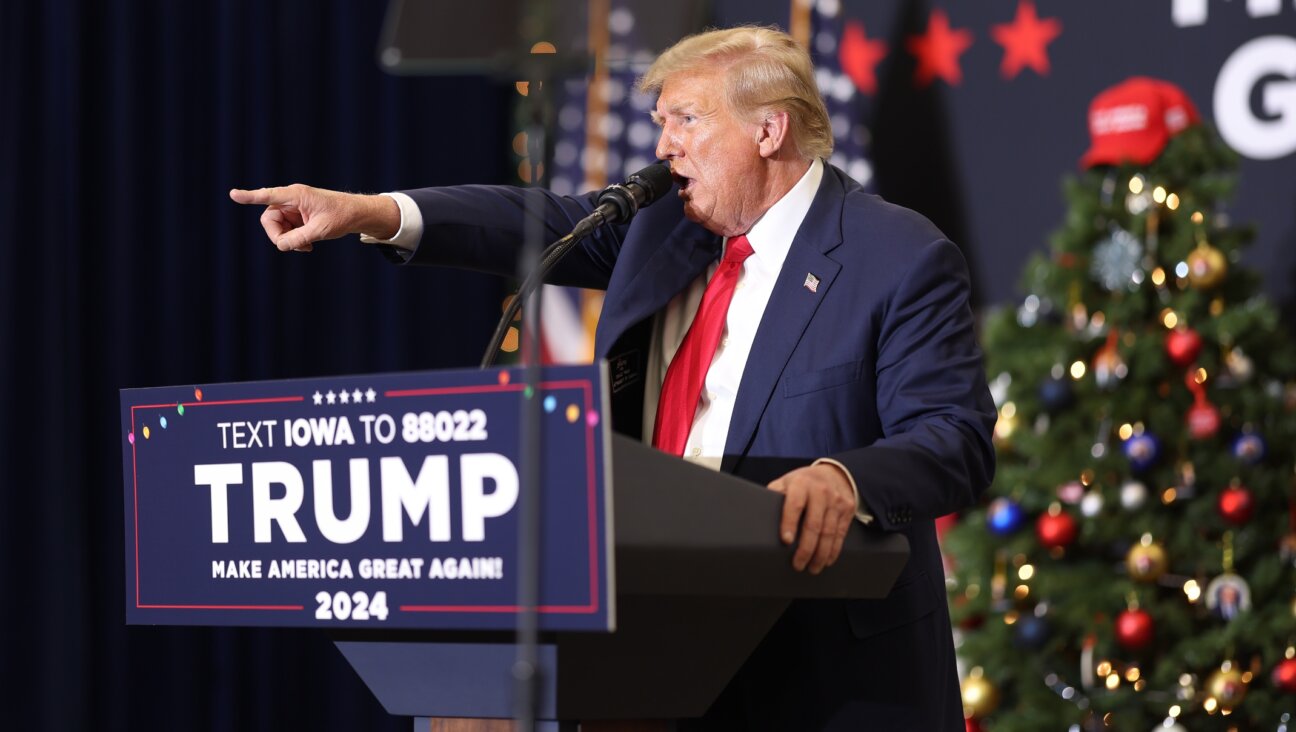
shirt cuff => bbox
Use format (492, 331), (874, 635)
(358, 192), (423, 251)
(812, 457), (874, 525)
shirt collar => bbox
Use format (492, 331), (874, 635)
(725, 157), (824, 265)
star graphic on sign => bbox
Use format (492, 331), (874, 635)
(991, 0), (1062, 79)
(312, 391), (323, 405)
(326, 390), (336, 405)
(839, 19), (888, 96)
(365, 388), (377, 403)
(352, 389), (363, 403)
(906, 9), (974, 87)
(339, 389), (351, 404)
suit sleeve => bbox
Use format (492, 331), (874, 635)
(831, 238), (996, 532)
(378, 184), (628, 290)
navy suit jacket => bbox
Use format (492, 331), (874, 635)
(395, 164), (996, 730)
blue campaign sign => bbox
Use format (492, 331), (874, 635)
(120, 365), (613, 632)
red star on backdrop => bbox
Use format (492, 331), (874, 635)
(906, 9), (974, 87)
(991, 0), (1063, 79)
(839, 19), (888, 95)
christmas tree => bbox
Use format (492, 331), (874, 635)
(944, 78), (1296, 731)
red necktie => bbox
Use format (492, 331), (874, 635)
(652, 235), (755, 456)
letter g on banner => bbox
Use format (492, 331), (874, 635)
(1215, 35), (1296, 160)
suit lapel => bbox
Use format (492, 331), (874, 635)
(724, 169), (848, 459)
(595, 218), (719, 357)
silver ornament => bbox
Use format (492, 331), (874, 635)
(1091, 228), (1144, 291)
(1120, 480), (1148, 510)
(1080, 491), (1104, 517)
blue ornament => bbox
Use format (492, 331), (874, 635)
(1013, 614), (1051, 650)
(1123, 432), (1160, 471)
(1038, 376), (1073, 413)
(987, 497), (1026, 535)
(1231, 433), (1266, 464)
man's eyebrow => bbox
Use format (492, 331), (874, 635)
(650, 110), (664, 126)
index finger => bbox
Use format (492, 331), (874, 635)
(229, 187), (292, 206)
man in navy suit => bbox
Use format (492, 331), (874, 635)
(233, 25), (994, 731)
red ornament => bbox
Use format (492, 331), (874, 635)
(966, 718), (984, 732)
(1036, 510), (1078, 549)
(1166, 327), (1203, 367)
(1273, 658), (1296, 693)
(1115, 608), (1154, 650)
(1218, 484), (1255, 525)
(1187, 400), (1221, 439)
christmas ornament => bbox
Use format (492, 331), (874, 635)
(1057, 480), (1085, 504)
(1123, 434), (1159, 471)
(1187, 400), (1221, 439)
(1186, 240), (1228, 289)
(1115, 607), (1154, 651)
(1127, 189), (1152, 216)
(1217, 482), (1254, 525)
(988, 371), (1012, 406)
(1206, 533), (1251, 621)
(1121, 480), (1149, 510)
(1166, 327), (1203, 367)
(987, 497), (1026, 535)
(1016, 293), (1054, 327)
(1272, 655), (1296, 693)
(965, 718), (983, 732)
(1039, 374), (1074, 413)
(961, 667), (999, 718)
(1231, 432), (1266, 464)
(1092, 330), (1128, 389)
(1205, 663), (1247, 712)
(1091, 227), (1144, 291)
(1224, 346), (1254, 382)
(1126, 535), (1168, 582)
(1037, 504), (1078, 549)
(1185, 369), (1220, 440)
(1013, 612), (1050, 650)
(1080, 490), (1104, 518)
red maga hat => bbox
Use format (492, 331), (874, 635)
(1080, 76), (1200, 169)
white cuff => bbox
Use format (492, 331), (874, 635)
(358, 192), (423, 251)
(812, 457), (874, 525)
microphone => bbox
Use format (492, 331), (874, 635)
(571, 162), (675, 237)
(480, 162), (674, 368)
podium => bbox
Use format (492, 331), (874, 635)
(334, 434), (909, 727)
(120, 366), (909, 730)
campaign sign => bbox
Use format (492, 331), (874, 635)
(120, 365), (612, 632)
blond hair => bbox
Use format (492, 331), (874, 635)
(638, 25), (833, 161)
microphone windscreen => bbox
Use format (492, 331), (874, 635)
(627, 162), (675, 206)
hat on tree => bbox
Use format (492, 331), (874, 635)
(1080, 76), (1200, 168)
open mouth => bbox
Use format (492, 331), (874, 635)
(672, 173), (692, 191)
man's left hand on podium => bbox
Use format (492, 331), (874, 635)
(767, 463), (856, 575)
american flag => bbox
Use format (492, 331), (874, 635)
(533, 0), (876, 364)
(805, 0), (877, 191)
(538, 0), (662, 364)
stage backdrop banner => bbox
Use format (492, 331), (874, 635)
(120, 365), (613, 632)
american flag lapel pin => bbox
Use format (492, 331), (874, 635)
(803, 272), (820, 293)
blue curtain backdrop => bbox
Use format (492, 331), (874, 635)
(0, 1), (512, 728)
